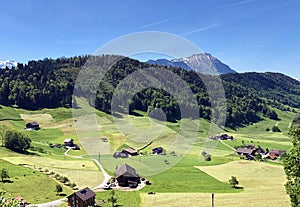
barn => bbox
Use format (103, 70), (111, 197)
(115, 164), (140, 188)
(25, 122), (40, 130)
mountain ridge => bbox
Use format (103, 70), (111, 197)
(0, 55), (298, 128)
(147, 53), (236, 74)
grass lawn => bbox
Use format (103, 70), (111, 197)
(142, 160), (290, 207)
(0, 105), (21, 120)
(0, 104), (296, 207)
(140, 154), (240, 193)
(2, 156), (104, 189)
(95, 191), (141, 207)
(0, 159), (73, 204)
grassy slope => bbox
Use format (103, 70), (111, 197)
(1, 156), (104, 190)
(0, 159), (73, 204)
(0, 105), (102, 203)
(0, 104), (296, 206)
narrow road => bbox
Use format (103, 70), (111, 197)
(91, 158), (111, 190)
(63, 148), (111, 190)
(29, 149), (110, 207)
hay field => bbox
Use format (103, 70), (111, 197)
(142, 160), (290, 207)
(2, 156), (103, 189)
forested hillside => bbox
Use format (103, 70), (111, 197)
(0, 55), (299, 128)
(221, 72), (300, 110)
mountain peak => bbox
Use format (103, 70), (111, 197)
(147, 53), (236, 75)
(0, 60), (18, 69)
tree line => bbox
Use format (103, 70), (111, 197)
(0, 55), (298, 128)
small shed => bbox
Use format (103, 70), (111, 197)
(25, 122), (40, 130)
(113, 152), (129, 159)
(115, 164), (140, 188)
(220, 134), (234, 140)
(152, 147), (163, 154)
(122, 148), (138, 156)
(67, 187), (95, 207)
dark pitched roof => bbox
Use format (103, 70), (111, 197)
(115, 164), (139, 178)
(236, 148), (255, 155)
(27, 122), (39, 126)
(73, 187), (95, 201)
(269, 150), (286, 156)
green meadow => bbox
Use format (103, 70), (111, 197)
(0, 103), (295, 206)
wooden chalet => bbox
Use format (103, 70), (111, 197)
(25, 122), (40, 130)
(268, 150), (286, 160)
(67, 187), (95, 207)
(115, 164), (140, 188)
(64, 138), (74, 147)
(236, 147), (255, 156)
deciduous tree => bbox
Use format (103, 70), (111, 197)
(4, 129), (31, 152)
(283, 129), (300, 207)
(229, 176), (239, 188)
(0, 168), (9, 182)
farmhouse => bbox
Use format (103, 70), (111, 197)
(25, 122), (40, 130)
(236, 147), (255, 156)
(254, 146), (265, 154)
(268, 150), (286, 160)
(67, 187), (95, 207)
(64, 138), (74, 147)
(115, 164), (140, 188)
(122, 148), (139, 156)
(236, 144), (286, 161)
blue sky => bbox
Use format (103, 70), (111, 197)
(1, 0), (300, 78)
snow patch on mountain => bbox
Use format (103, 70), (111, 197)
(0, 60), (18, 69)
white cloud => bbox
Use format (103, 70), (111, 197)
(182, 23), (220, 35)
(138, 18), (172, 29)
(222, 0), (255, 8)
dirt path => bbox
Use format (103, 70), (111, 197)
(28, 199), (65, 207)
(219, 140), (236, 151)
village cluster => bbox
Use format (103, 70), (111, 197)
(210, 133), (286, 161)
(17, 124), (287, 207)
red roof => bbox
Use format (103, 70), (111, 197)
(123, 148), (138, 154)
(14, 196), (23, 201)
(269, 150), (286, 156)
(269, 152), (277, 160)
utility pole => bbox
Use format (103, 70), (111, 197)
(212, 193), (214, 207)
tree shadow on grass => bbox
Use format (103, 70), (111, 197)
(1, 180), (14, 183)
